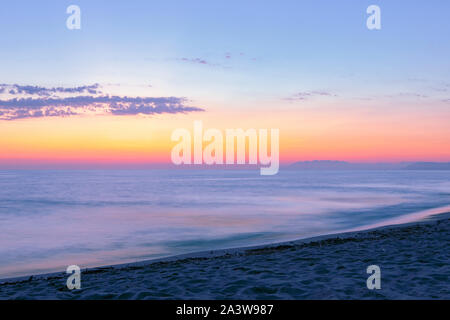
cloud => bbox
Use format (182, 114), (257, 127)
(429, 83), (450, 93)
(405, 78), (450, 93)
(284, 90), (337, 102)
(0, 83), (102, 96)
(180, 57), (211, 65)
(0, 85), (204, 120)
(178, 57), (225, 67)
(177, 52), (250, 68)
(383, 92), (429, 99)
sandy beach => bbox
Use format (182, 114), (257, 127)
(0, 213), (448, 300)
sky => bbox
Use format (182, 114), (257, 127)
(0, 0), (449, 168)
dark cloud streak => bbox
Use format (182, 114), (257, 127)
(0, 83), (102, 96)
(0, 86), (205, 120)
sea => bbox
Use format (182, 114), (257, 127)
(0, 169), (449, 279)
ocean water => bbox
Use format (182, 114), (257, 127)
(0, 169), (449, 279)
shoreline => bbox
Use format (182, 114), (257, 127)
(1, 210), (448, 284)
(1, 211), (449, 299)
(1, 210), (449, 284)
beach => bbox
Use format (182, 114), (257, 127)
(1, 213), (448, 300)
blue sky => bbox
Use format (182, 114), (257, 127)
(1, 0), (449, 104)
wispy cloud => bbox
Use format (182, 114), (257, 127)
(179, 57), (217, 66)
(0, 84), (204, 120)
(284, 90), (337, 102)
(405, 78), (450, 93)
(177, 52), (255, 68)
(0, 83), (102, 96)
(429, 83), (450, 93)
(385, 92), (429, 99)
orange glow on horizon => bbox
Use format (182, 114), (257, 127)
(1, 101), (449, 168)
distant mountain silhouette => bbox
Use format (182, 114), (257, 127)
(403, 162), (450, 170)
(288, 160), (450, 170)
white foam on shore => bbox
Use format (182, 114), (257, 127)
(342, 205), (450, 233)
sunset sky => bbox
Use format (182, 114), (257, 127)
(0, 0), (449, 168)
